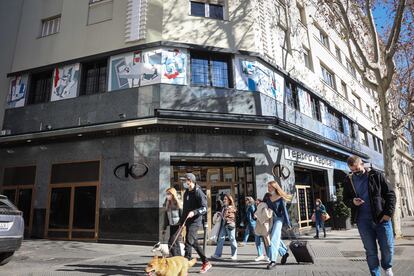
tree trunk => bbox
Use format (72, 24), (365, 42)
(378, 86), (403, 238)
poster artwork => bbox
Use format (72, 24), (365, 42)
(7, 74), (28, 108)
(51, 64), (80, 101)
(236, 58), (284, 103)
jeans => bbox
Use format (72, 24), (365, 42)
(214, 224), (238, 257)
(168, 225), (182, 256)
(258, 238), (288, 257)
(184, 223), (207, 263)
(315, 218), (326, 237)
(357, 219), (394, 276)
(243, 223), (263, 256)
(242, 222), (256, 243)
(268, 216), (283, 262)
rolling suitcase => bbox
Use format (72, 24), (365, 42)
(288, 229), (315, 264)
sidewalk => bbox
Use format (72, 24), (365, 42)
(1, 217), (414, 276)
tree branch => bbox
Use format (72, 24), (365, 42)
(385, 0), (407, 60)
(365, 0), (380, 64)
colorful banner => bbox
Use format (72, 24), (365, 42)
(7, 74), (28, 108)
(108, 48), (187, 91)
(51, 63), (80, 101)
(235, 57), (284, 103)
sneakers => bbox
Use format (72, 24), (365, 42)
(267, 261), (277, 270)
(254, 255), (266, 262)
(281, 252), (289, 265)
(200, 262), (212, 274)
(385, 268), (394, 276)
(230, 255), (237, 261)
(238, 242), (246, 247)
(313, 235), (319, 239)
(210, 254), (221, 260)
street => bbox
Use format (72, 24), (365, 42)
(1, 217), (414, 276)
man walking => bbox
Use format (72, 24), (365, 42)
(344, 155), (396, 276)
(180, 173), (212, 273)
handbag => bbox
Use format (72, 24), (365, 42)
(311, 213), (316, 222)
(321, 212), (330, 222)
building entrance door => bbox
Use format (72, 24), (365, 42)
(171, 159), (255, 237)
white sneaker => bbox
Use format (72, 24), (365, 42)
(230, 255), (237, 261)
(385, 268), (393, 276)
(266, 257), (271, 263)
(210, 254), (221, 260)
(254, 255), (266, 262)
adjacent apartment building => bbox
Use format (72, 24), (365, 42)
(0, 0), (389, 243)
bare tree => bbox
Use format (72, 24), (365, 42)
(316, 0), (414, 237)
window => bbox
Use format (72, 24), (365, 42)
(352, 92), (362, 110)
(303, 47), (313, 70)
(27, 70), (53, 104)
(3, 166), (36, 186)
(41, 16), (61, 37)
(286, 82), (299, 109)
(373, 136), (378, 151)
(376, 113), (381, 124)
(372, 108), (376, 124)
(328, 109), (344, 132)
(297, 4), (307, 25)
(190, 51), (232, 88)
(366, 104), (372, 119)
(378, 139), (383, 153)
(319, 29), (329, 49)
(321, 64), (335, 89)
(80, 59), (107, 95)
(359, 128), (369, 146)
(311, 97), (321, 121)
(190, 1), (224, 20)
(340, 81), (348, 98)
(346, 59), (357, 78)
(335, 46), (342, 63)
(88, 0), (113, 25)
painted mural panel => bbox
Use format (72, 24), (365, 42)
(108, 48), (187, 91)
(298, 88), (312, 118)
(51, 64), (80, 101)
(161, 49), (187, 85)
(235, 57), (284, 103)
(7, 74), (28, 109)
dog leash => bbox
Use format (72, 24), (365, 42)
(168, 216), (189, 252)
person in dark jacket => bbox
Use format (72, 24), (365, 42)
(343, 155), (396, 276)
(313, 198), (327, 239)
(179, 173), (212, 274)
(162, 187), (183, 256)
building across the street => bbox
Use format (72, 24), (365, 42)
(0, 0), (393, 244)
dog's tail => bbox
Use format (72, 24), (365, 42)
(188, 258), (197, 267)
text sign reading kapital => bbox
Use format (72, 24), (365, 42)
(284, 148), (334, 169)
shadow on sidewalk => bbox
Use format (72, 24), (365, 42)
(56, 263), (148, 275)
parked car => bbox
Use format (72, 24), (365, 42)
(0, 195), (24, 265)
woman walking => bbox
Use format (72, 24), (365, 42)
(240, 196), (257, 246)
(313, 198), (327, 239)
(211, 194), (238, 260)
(265, 180), (292, 269)
(162, 187), (183, 256)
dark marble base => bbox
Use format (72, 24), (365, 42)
(31, 208), (46, 238)
(98, 207), (159, 244)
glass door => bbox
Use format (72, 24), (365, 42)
(296, 185), (312, 229)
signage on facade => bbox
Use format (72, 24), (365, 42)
(284, 148), (334, 169)
(114, 162), (149, 180)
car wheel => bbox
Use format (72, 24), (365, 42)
(0, 252), (14, 266)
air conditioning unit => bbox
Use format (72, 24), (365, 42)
(0, 129), (11, 136)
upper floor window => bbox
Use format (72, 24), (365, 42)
(340, 80), (348, 98)
(359, 128), (369, 146)
(80, 58), (108, 96)
(41, 15), (61, 37)
(190, 1), (225, 20)
(27, 70), (53, 105)
(286, 82), (299, 110)
(190, 51), (232, 88)
(328, 108), (344, 132)
(321, 64), (335, 90)
(303, 47), (313, 71)
(311, 97), (321, 121)
(319, 29), (329, 49)
(373, 136), (378, 151)
(346, 59), (357, 78)
(335, 45), (342, 63)
(351, 92), (362, 110)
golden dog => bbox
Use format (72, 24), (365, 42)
(145, 255), (197, 276)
